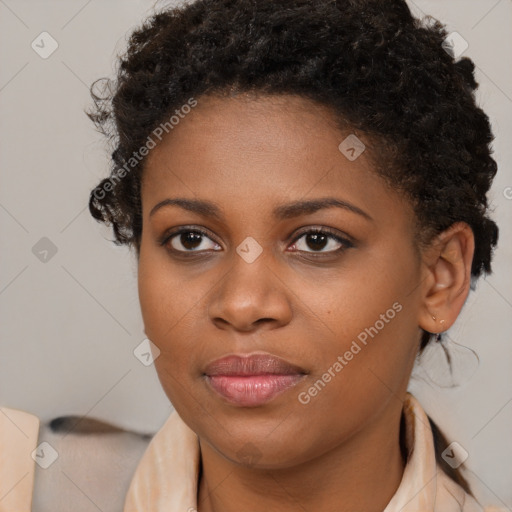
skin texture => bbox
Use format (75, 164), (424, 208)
(137, 93), (475, 512)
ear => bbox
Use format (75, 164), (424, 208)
(417, 222), (475, 334)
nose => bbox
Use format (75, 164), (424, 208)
(207, 249), (293, 333)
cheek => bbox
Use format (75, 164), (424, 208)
(137, 248), (213, 374)
(138, 239), (189, 331)
(137, 245), (187, 351)
(137, 267), (169, 342)
(302, 245), (420, 389)
(137, 255), (198, 405)
(290, 294), (418, 458)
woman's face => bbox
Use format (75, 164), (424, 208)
(138, 93), (425, 468)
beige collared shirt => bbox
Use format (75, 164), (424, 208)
(123, 393), (490, 512)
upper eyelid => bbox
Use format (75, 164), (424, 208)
(292, 226), (352, 241)
(161, 225), (218, 243)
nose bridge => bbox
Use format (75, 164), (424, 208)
(208, 240), (292, 331)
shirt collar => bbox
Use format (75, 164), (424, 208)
(383, 393), (437, 511)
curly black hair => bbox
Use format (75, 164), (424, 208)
(87, 0), (499, 496)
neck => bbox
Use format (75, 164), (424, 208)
(197, 401), (406, 512)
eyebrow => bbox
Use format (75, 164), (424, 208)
(149, 197), (373, 221)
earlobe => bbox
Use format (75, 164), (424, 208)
(417, 222), (475, 334)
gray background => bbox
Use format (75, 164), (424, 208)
(1, 0), (511, 507)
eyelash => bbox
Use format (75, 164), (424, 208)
(159, 225), (354, 258)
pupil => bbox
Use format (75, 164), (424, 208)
(182, 232), (202, 250)
(307, 233), (327, 251)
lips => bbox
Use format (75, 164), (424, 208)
(204, 353), (307, 376)
(203, 353), (307, 407)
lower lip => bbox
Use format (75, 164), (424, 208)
(205, 374), (305, 407)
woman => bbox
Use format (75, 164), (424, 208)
(87, 0), (501, 510)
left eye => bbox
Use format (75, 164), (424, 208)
(290, 229), (352, 253)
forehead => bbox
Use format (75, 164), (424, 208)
(144, 93), (345, 180)
(141, 93), (412, 226)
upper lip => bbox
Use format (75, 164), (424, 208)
(204, 353), (307, 376)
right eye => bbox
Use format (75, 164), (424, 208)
(161, 227), (222, 254)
